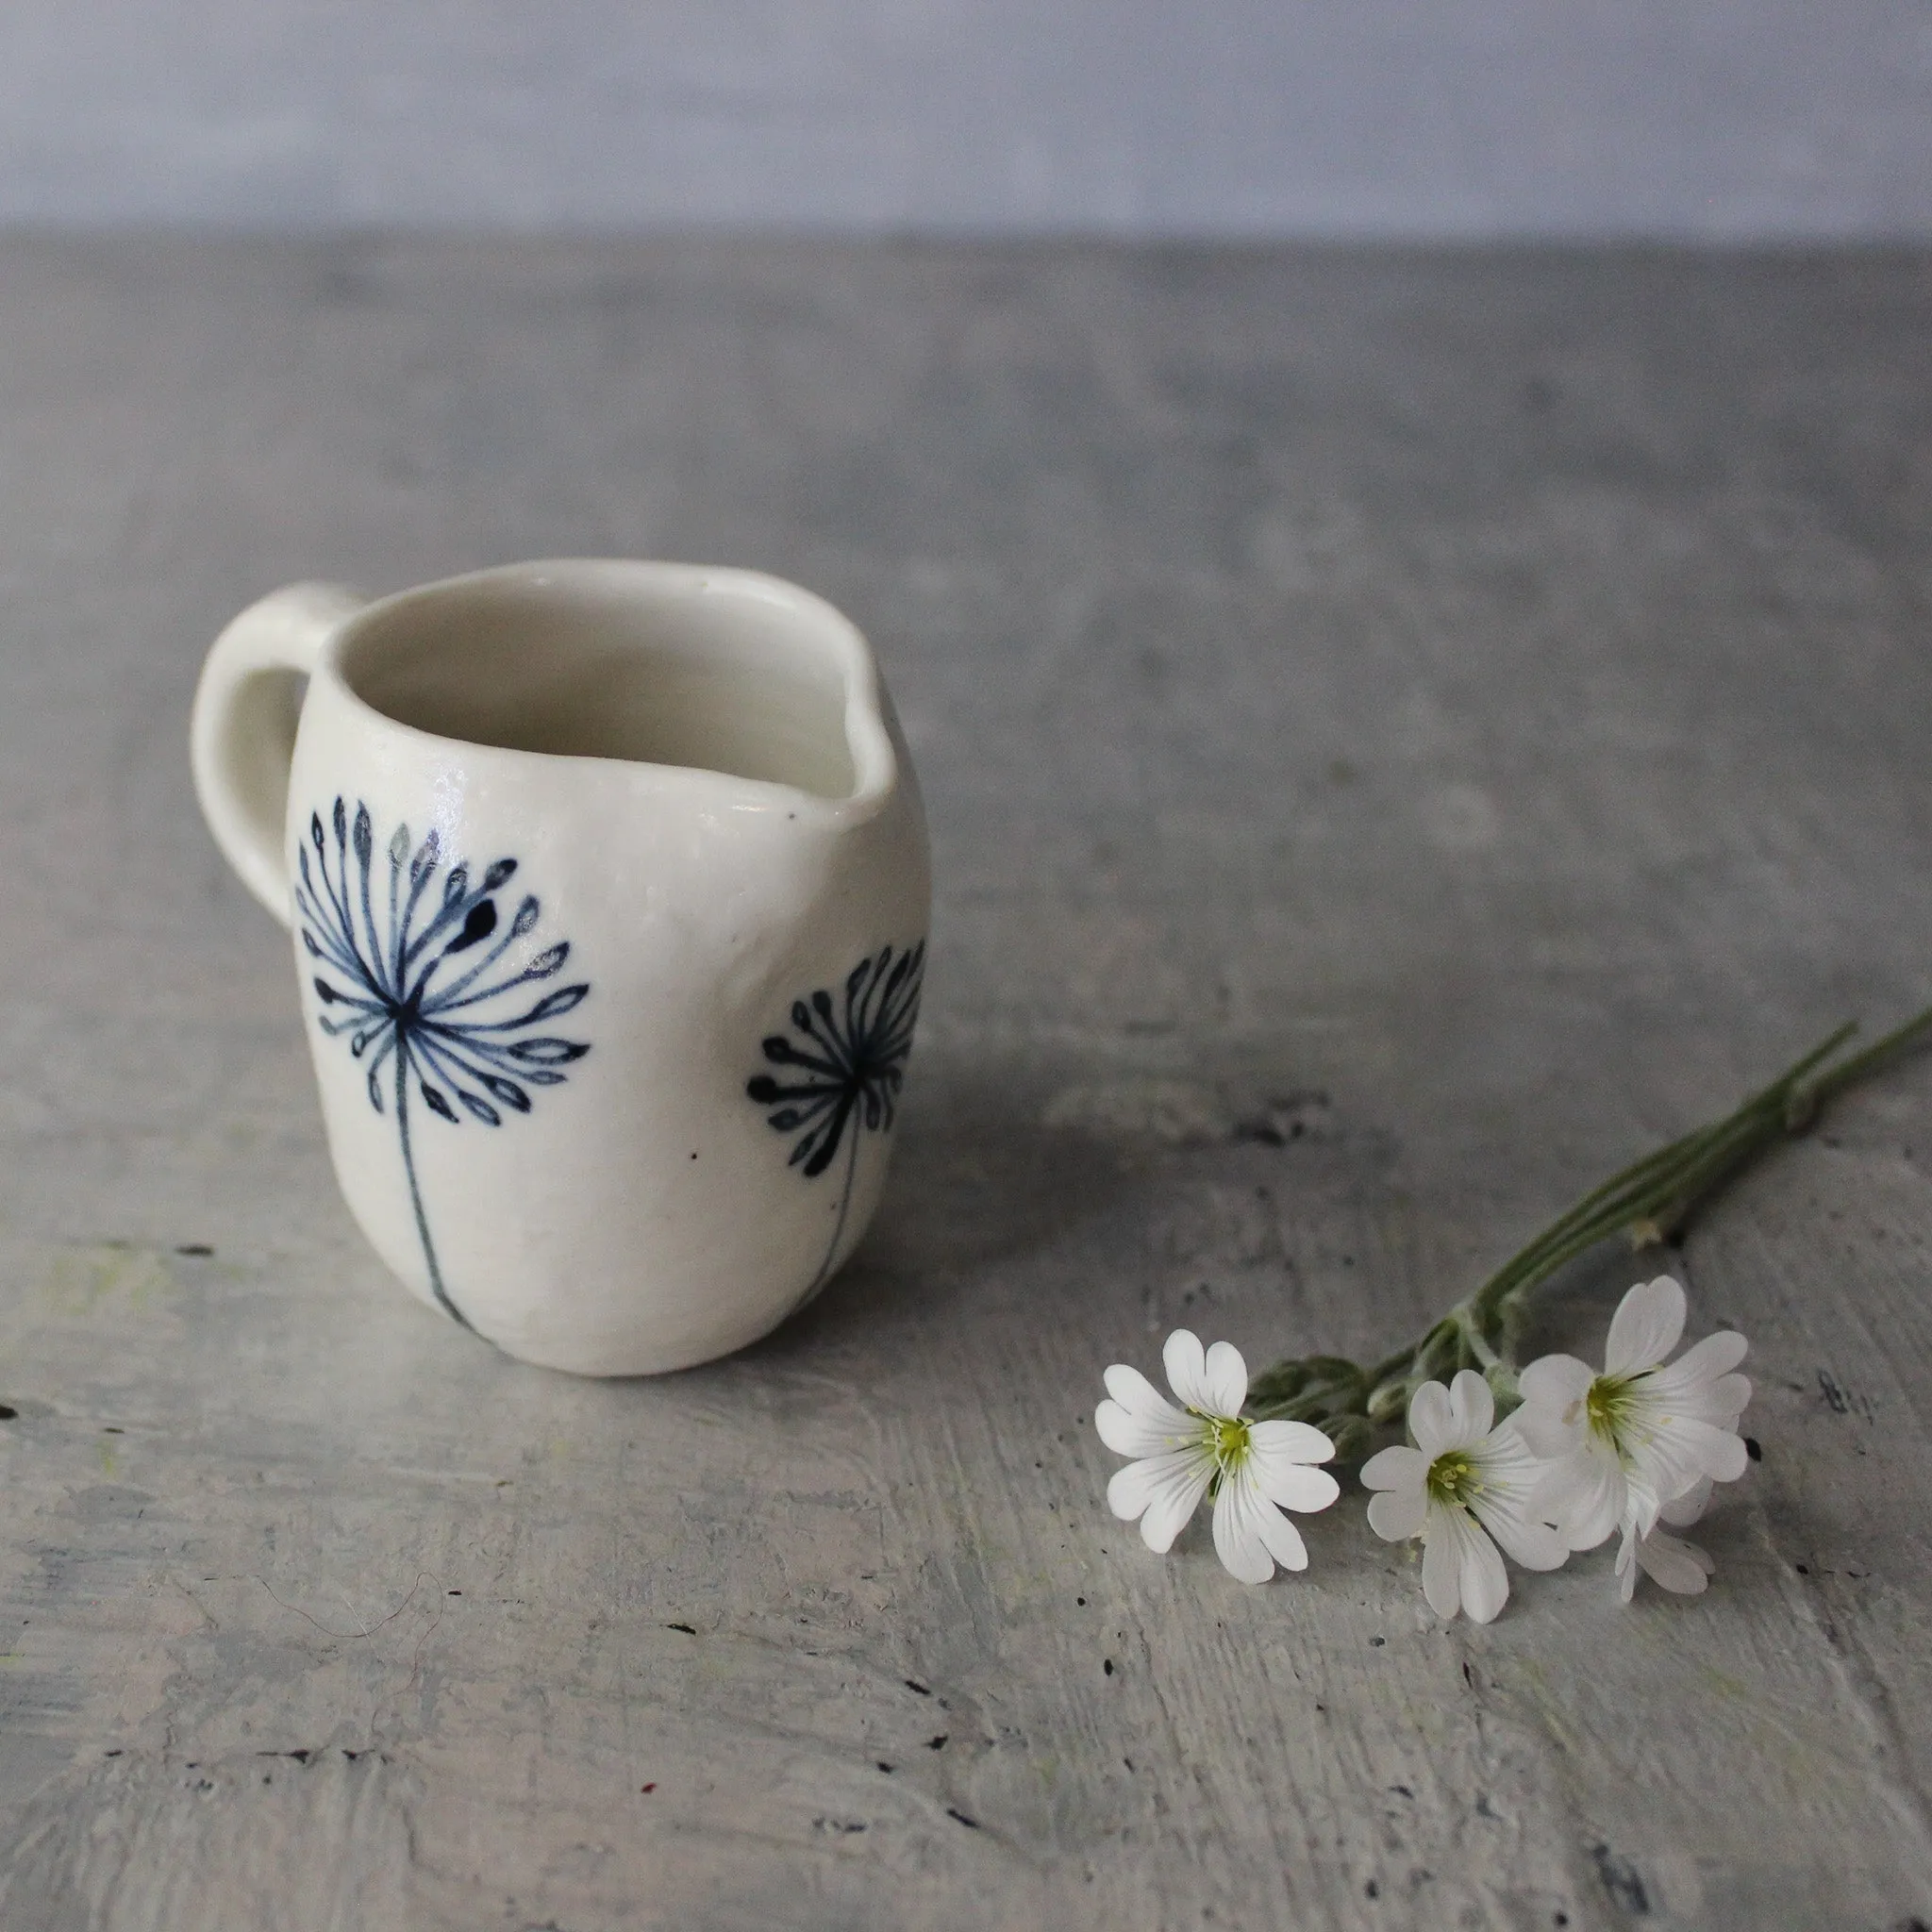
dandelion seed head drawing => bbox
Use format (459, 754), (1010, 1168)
(296, 796), (590, 1329)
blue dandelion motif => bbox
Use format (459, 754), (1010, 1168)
(747, 940), (924, 1304)
(295, 796), (590, 1330)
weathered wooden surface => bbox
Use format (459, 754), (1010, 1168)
(0, 238), (1929, 1930)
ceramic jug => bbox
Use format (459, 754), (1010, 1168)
(191, 561), (930, 1374)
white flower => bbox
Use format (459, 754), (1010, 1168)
(1360, 1370), (1568, 1624)
(1096, 1330), (1341, 1583)
(1517, 1276), (1750, 1551)
(1615, 1475), (1718, 1602)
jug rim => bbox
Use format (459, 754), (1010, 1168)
(319, 558), (901, 820)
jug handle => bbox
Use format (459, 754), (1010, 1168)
(190, 582), (368, 928)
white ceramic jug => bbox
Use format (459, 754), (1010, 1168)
(191, 561), (930, 1374)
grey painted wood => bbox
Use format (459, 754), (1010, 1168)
(0, 236), (1929, 1928)
(4, 4), (1932, 239)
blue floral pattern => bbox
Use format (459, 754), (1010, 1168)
(748, 941), (924, 1306)
(296, 797), (590, 1329)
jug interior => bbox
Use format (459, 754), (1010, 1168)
(340, 574), (859, 799)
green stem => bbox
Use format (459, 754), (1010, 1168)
(1811, 1004), (1932, 1108)
(1247, 1004), (1932, 1439)
(1466, 1020), (1857, 1326)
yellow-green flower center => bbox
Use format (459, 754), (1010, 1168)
(1207, 1414), (1252, 1471)
(1585, 1374), (1637, 1443)
(1191, 1413), (1254, 1497)
(1426, 1451), (1481, 1507)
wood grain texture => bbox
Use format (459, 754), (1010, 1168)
(0, 237), (1927, 1928)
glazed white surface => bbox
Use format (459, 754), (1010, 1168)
(192, 561), (931, 1374)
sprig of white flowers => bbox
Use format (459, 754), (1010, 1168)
(1100, 1279), (1748, 1619)
(1095, 1007), (1932, 1619)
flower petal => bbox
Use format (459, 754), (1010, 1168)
(1208, 1471), (1266, 1582)
(1480, 1413), (1557, 1477)
(1472, 1491), (1569, 1573)
(1455, 1513), (1511, 1624)
(1537, 1445), (1624, 1551)
(1623, 1468), (1666, 1541)
(1656, 1328), (1748, 1387)
(1260, 1461), (1342, 1515)
(1643, 1333), (1752, 1423)
(1104, 1362), (1191, 1427)
(1249, 1418), (1335, 1467)
(1421, 1506), (1464, 1618)
(1096, 1370), (1196, 1458)
(1107, 1451), (1169, 1521)
(1515, 1354), (1593, 1440)
(1407, 1380), (1457, 1458)
(1136, 1451), (1217, 1553)
(1446, 1369), (1494, 1446)
(1250, 1490), (1311, 1574)
(1108, 1447), (1214, 1552)
(1248, 1421), (1339, 1511)
(1656, 1371), (1753, 1427)
(1200, 1340), (1249, 1418)
(1702, 1373), (1753, 1420)
(1615, 1526), (1641, 1603)
(1162, 1330), (1213, 1413)
(1635, 1527), (1714, 1595)
(1511, 1403), (1581, 1460)
(1360, 1444), (1427, 1492)
(1606, 1275), (1687, 1375)
(1213, 1466), (1311, 1581)
(1457, 1420), (1569, 1571)
(1367, 1484), (1427, 1541)
(1519, 1354), (1594, 1405)
(1657, 1474), (1714, 1528)
(1693, 1419), (1750, 1485)
(1625, 1412), (1748, 1503)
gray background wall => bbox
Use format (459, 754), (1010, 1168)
(6, 0), (1931, 238)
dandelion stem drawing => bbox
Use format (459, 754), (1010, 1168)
(295, 797), (590, 1330)
(747, 941), (924, 1307)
